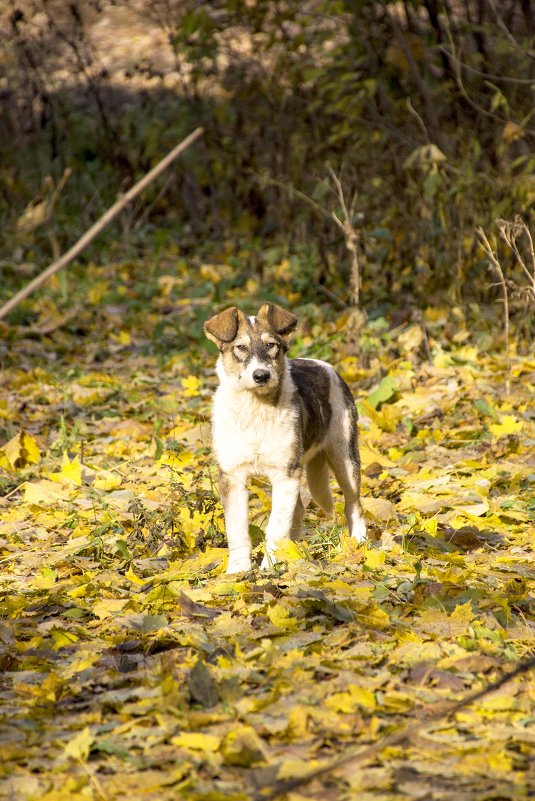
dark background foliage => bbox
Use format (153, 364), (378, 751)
(1, 0), (534, 313)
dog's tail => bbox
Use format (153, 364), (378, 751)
(306, 452), (333, 516)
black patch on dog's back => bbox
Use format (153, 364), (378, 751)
(290, 359), (332, 454)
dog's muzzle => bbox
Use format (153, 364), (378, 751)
(253, 369), (271, 385)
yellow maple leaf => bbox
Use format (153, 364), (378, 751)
(274, 538), (306, 563)
(454, 500), (489, 517)
(177, 507), (206, 550)
(338, 356), (367, 383)
(222, 725), (266, 766)
(67, 584), (90, 599)
(124, 565), (145, 585)
(158, 450), (194, 472)
(361, 603), (390, 629)
(30, 567), (57, 590)
(71, 384), (114, 406)
(168, 422), (194, 439)
(349, 685), (376, 711)
(92, 598), (129, 620)
(23, 479), (72, 504)
(364, 548), (385, 569)
(326, 686), (376, 713)
(277, 759), (320, 780)
(0, 430), (40, 470)
(398, 324), (424, 352)
(489, 415), (523, 438)
(171, 732), (221, 752)
(325, 691), (355, 713)
(421, 517), (438, 535)
(93, 471), (122, 491)
(62, 648), (101, 679)
(286, 706), (308, 739)
(168, 548), (227, 577)
(478, 693), (517, 712)
(450, 602), (475, 628)
(48, 453), (82, 486)
(487, 751), (514, 773)
(117, 330), (131, 346)
(267, 602), (299, 630)
(108, 419), (150, 440)
(64, 727), (94, 761)
(182, 375), (201, 397)
(359, 445), (396, 469)
(376, 403), (402, 432)
(363, 497), (396, 523)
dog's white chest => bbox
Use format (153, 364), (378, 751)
(212, 387), (297, 475)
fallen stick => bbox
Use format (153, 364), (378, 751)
(0, 127), (204, 322)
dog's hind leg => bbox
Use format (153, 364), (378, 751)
(327, 447), (367, 542)
(305, 452), (334, 517)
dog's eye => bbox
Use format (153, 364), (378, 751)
(235, 344), (248, 353)
(267, 342), (279, 351)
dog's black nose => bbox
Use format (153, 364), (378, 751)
(253, 369), (270, 384)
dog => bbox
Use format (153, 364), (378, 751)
(204, 302), (367, 573)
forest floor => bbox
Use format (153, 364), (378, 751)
(0, 256), (534, 801)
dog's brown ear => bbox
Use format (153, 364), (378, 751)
(204, 307), (240, 345)
(257, 303), (297, 336)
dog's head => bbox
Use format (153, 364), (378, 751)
(204, 303), (297, 397)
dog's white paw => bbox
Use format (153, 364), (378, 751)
(350, 515), (367, 543)
(226, 556), (252, 574)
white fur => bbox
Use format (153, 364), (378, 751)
(213, 359), (298, 477)
(213, 359), (301, 572)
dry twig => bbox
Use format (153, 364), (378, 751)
(326, 164), (366, 339)
(257, 169), (365, 330)
(476, 225), (511, 395)
(326, 165), (360, 308)
(496, 217), (535, 301)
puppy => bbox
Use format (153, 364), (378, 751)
(204, 302), (367, 573)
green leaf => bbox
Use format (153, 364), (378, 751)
(366, 375), (398, 409)
(473, 399), (499, 419)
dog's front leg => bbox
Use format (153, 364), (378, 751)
(261, 472), (301, 569)
(220, 472), (251, 573)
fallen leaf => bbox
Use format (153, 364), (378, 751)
(187, 658), (220, 707)
(489, 415), (523, 438)
(63, 727), (94, 761)
(172, 732), (221, 752)
(48, 452), (82, 486)
(0, 431), (40, 470)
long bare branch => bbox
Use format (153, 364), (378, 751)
(0, 127), (204, 321)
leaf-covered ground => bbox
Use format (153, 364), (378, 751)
(0, 260), (534, 801)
